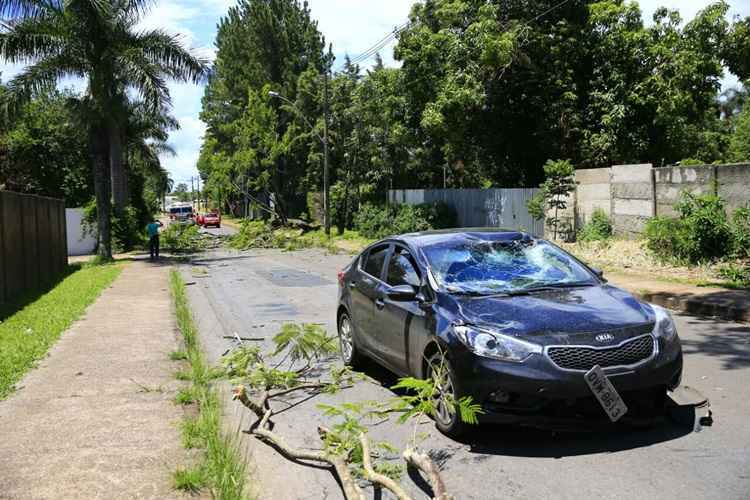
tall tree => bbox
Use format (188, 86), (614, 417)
(200, 0), (326, 218)
(0, 0), (207, 258)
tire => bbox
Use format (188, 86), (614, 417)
(338, 312), (362, 368)
(427, 352), (467, 438)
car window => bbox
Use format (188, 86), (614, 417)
(386, 247), (420, 288)
(422, 238), (596, 294)
(363, 245), (389, 279)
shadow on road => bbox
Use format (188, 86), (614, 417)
(680, 318), (750, 370)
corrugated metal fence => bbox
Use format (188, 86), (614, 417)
(0, 191), (67, 304)
(388, 188), (545, 237)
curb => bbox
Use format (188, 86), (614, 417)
(632, 289), (749, 323)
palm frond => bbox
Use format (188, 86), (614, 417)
(130, 28), (209, 84)
(0, 0), (58, 19)
(0, 15), (69, 64)
(117, 48), (170, 110)
(4, 52), (83, 107)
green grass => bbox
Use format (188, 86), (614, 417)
(0, 262), (122, 399)
(175, 388), (196, 405)
(173, 466), (206, 492)
(170, 269), (248, 500)
(169, 350), (188, 361)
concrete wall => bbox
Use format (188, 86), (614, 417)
(0, 191), (67, 304)
(610, 163), (654, 237)
(66, 208), (97, 256)
(568, 162), (750, 238)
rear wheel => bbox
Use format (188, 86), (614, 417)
(427, 352), (467, 438)
(338, 312), (362, 368)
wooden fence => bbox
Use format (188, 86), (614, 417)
(0, 191), (67, 304)
(388, 188), (545, 237)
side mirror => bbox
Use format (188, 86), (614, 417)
(591, 267), (606, 281)
(387, 284), (418, 302)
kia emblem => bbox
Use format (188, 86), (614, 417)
(595, 333), (615, 343)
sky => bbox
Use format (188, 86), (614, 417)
(2, 0), (750, 186)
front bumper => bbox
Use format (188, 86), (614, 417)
(450, 337), (683, 426)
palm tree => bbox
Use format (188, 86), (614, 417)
(0, 0), (208, 258)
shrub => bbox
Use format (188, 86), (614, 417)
(644, 191), (731, 264)
(578, 208), (612, 242)
(352, 202), (456, 239)
(83, 200), (147, 252)
(229, 220), (275, 249)
(644, 217), (686, 262)
(729, 206), (750, 258)
(717, 263), (750, 288)
(674, 192), (731, 263)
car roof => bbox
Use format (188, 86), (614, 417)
(387, 228), (534, 248)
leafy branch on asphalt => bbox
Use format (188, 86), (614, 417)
(225, 323), (478, 499)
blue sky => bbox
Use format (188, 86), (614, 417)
(2, 0), (749, 186)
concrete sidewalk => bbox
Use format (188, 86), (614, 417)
(0, 261), (190, 499)
(608, 271), (750, 323)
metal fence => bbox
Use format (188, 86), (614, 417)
(388, 188), (544, 237)
(0, 191), (67, 304)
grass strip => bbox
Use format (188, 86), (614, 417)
(169, 269), (248, 500)
(0, 262), (122, 399)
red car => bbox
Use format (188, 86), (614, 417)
(197, 212), (221, 228)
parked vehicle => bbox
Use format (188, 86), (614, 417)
(336, 229), (683, 436)
(196, 211), (221, 228)
(168, 204), (194, 224)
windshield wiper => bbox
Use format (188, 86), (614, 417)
(506, 282), (595, 296)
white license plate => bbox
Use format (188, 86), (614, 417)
(585, 365), (628, 422)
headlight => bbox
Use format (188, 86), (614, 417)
(453, 325), (542, 362)
(651, 304), (678, 342)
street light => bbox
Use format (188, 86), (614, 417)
(269, 84), (331, 235)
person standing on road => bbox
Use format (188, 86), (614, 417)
(147, 220), (164, 260)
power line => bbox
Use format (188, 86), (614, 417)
(339, 22), (410, 69)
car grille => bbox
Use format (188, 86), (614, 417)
(547, 335), (655, 371)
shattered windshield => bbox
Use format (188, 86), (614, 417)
(422, 237), (596, 295)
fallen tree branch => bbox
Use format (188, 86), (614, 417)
(360, 433), (411, 500)
(403, 448), (454, 500)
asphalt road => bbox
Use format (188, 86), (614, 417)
(182, 242), (750, 500)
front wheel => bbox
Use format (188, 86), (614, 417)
(427, 352), (467, 438)
(338, 312), (362, 368)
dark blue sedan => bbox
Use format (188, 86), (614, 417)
(336, 229), (683, 436)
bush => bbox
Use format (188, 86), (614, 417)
(83, 200), (146, 252)
(353, 202), (456, 239)
(162, 224), (205, 253)
(674, 192), (731, 263)
(717, 263), (750, 288)
(729, 206), (750, 258)
(578, 208), (612, 242)
(644, 191), (731, 264)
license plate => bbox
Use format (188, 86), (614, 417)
(585, 365), (628, 422)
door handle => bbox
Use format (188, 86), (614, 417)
(375, 298), (385, 310)
(349, 281), (357, 289)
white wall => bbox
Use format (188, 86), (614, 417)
(66, 208), (97, 256)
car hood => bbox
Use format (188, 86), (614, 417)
(448, 284), (655, 345)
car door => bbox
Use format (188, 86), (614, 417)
(349, 244), (390, 353)
(375, 244), (425, 375)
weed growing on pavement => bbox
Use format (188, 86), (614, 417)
(169, 350), (188, 361)
(170, 270), (248, 500)
(0, 263), (122, 399)
(175, 388), (196, 405)
(173, 466), (205, 492)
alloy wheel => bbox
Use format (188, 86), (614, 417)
(431, 360), (456, 426)
(339, 315), (354, 363)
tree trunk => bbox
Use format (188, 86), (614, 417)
(91, 126), (112, 259)
(109, 121), (128, 212)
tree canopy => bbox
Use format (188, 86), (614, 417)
(195, 0), (750, 226)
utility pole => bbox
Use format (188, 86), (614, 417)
(190, 176), (195, 206)
(323, 53), (331, 236)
